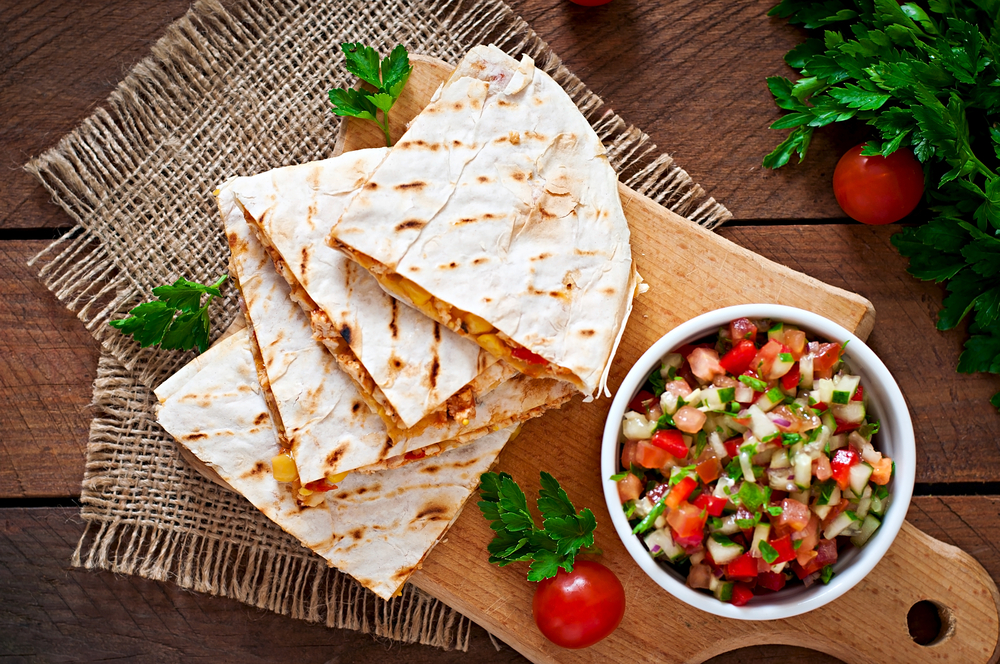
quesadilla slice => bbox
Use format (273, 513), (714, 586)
(328, 45), (638, 400)
(218, 178), (574, 488)
(228, 148), (518, 432)
(154, 325), (513, 600)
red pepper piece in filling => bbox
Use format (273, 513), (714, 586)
(511, 346), (548, 365)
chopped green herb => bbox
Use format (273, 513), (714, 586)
(736, 512), (760, 529)
(329, 43), (413, 147)
(656, 411), (676, 431)
(623, 500), (636, 519)
(737, 481), (769, 512)
(669, 465), (698, 486)
(859, 420), (881, 440)
(739, 375), (768, 392)
(718, 387), (736, 403)
(778, 353), (794, 363)
(781, 433), (802, 446)
(758, 540), (780, 564)
(694, 431), (708, 457)
(793, 538), (803, 550)
(648, 367), (667, 397)
(765, 387), (783, 402)
(725, 458), (743, 481)
(631, 496), (667, 535)
(767, 505), (784, 516)
(820, 564), (835, 584)
(609, 472), (628, 482)
(711, 533), (735, 546)
(109, 275), (227, 353)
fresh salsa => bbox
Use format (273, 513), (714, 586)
(612, 318), (893, 606)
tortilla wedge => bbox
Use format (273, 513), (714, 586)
(217, 178), (574, 485)
(328, 45), (638, 400)
(154, 326), (514, 600)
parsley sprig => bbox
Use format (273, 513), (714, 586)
(329, 43), (412, 147)
(478, 471), (598, 582)
(763, 0), (1000, 409)
(109, 276), (227, 353)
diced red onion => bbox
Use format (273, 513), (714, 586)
(770, 417), (792, 428)
(802, 571), (821, 587)
(651, 544), (661, 553)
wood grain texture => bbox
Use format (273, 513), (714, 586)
(506, 0), (864, 220)
(5, 500), (998, 663)
(1, 0), (193, 230)
(0, 241), (99, 498)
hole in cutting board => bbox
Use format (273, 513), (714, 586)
(907, 600), (953, 645)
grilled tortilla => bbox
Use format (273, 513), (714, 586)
(218, 179), (574, 485)
(328, 45), (637, 400)
(154, 327), (513, 600)
(228, 148), (515, 432)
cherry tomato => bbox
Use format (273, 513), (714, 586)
(832, 144), (924, 225)
(532, 561), (625, 649)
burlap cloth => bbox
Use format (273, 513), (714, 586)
(26, 0), (731, 651)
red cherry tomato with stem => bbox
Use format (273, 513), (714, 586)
(532, 560), (625, 649)
(832, 144), (924, 225)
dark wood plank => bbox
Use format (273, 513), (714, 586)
(720, 225), (1000, 484)
(0, 240), (99, 498)
(1, 0), (193, 230)
(8, 498), (995, 663)
(508, 0), (861, 220)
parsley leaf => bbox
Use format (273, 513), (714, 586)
(478, 471), (598, 581)
(764, 0), (1000, 410)
(759, 540), (780, 564)
(109, 275), (226, 353)
(329, 43), (413, 147)
(647, 366), (667, 397)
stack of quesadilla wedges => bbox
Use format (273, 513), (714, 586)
(152, 43), (639, 601)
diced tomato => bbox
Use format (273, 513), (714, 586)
(651, 429), (688, 458)
(792, 515), (820, 558)
(810, 342), (841, 379)
(726, 553), (759, 581)
(667, 501), (708, 539)
(814, 455), (832, 481)
(775, 499), (811, 532)
(767, 535), (797, 564)
(665, 476), (698, 509)
(628, 390), (655, 412)
(635, 440), (673, 469)
(730, 318), (758, 343)
(756, 571), (787, 592)
(404, 449), (427, 461)
(852, 384), (864, 402)
(813, 402), (828, 412)
(674, 532), (704, 550)
(692, 492), (727, 517)
(731, 582), (755, 606)
(834, 418), (862, 435)
(696, 456), (722, 484)
(663, 379), (693, 399)
(719, 340), (757, 376)
(674, 405), (707, 434)
(303, 478), (338, 492)
(830, 448), (860, 490)
(621, 440), (639, 468)
(752, 339), (795, 380)
(783, 329), (807, 359)
(871, 456), (893, 485)
(724, 436), (742, 459)
(511, 346), (548, 365)
(616, 473), (643, 503)
(688, 347), (725, 382)
(780, 364), (801, 391)
(814, 538), (838, 567)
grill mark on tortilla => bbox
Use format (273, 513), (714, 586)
(415, 503), (449, 520)
(389, 299), (398, 339)
(602, 287), (616, 296)
(433, 323), (441, 342)
(394, 181), (427, 191)
(497, 99), (514, 107)
(524, 130), (547, 141)
(396, 219), (426, 232)
(183, 432), (208, 441)
(579, 329), (596, 337)
(472, 257), (488, 265)
(365, 181), (378, 190)
(510, 171), (526, 181)
(420, 465), (440, 474)
(254, 412), (269, 425)
(242, 461), (268, 479)
(455, 217), (479, 225)
(324, 444), (348, 469)
(351, 401), (362, 413)
(300, 246), (310, 285)
(429, 355), (440, 389)
(440, 261), (459, 269)
(349, 527), (365, 541)
(339, 324), (352, 345)
(531, 253), (551, 261)
(390, 355), (405, 370)
(397, 139), (439, 151)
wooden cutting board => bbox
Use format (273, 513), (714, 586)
(336, 56), (1000, 664)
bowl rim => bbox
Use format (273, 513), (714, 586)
(600, 304), (915, 620)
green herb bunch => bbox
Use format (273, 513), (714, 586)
(763, 0), (1000, 408)
(478, 471), (598, 581)
(329, 43), (412, 147)
(109, 275), (227, 353)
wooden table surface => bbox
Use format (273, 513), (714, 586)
(4, 1), (999, 662)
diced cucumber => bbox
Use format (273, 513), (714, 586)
(754, 388), (783, 413)
(660, 353), (683, 377)
(793, 452), (812, 489)
(812, 503), (833, 520)
(711, 578), (735, 602)
(869, 488), (890, 517)
(707, 535), (744, 564)
(827, 433), (847, 451)
(849, 462), (874, 496)
(685, 388), (703, 406)
(855, 484), (873, 520)
(751, 523), (771, 557)
(832, 390), (852, 405)
(823, 510), (861, 539)
(832, 401), (866, 425)
(767, 322), (785, 341)
(622, 412), (656, 440)
(708, 431), (728, 459)
(850, 514), (882, 547)
(770, 448), (790, 469)
(633, 496), (655, 519)
(714, 476), (737, 500)
(833, 374), (861, 400)
(811, 424), (832, 450)
(709, 514), (741, 535)
(645, 528), (686, 562)
(817, 379), (835, 405)
(789, 488), (811, 505)
(799, 356), (815, 390)
(699, 387), (723, 410)
(739, 450), (756, 484)
(747, 404), (779, 440)
(816, 484), (841, 507)
(660, 392), (679, 415)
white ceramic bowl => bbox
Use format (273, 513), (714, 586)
(601, 304), (915, 620)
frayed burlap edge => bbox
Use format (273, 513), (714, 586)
(75, 351), (475, 650)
